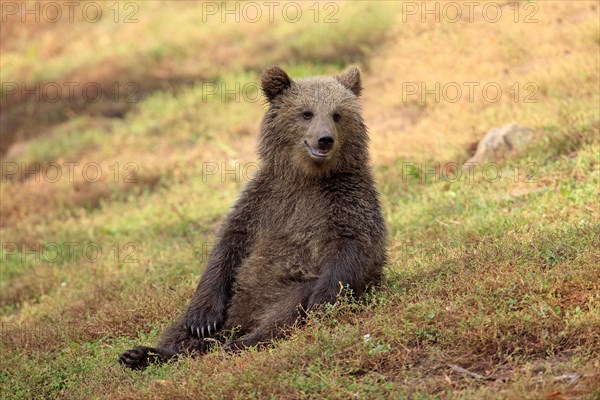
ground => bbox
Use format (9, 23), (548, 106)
(1, 1), (599, 399)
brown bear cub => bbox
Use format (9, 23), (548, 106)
(119, 66), (387, 370)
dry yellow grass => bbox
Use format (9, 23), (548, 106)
(364, 1), (599, 162)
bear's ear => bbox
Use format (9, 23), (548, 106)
(336, 66), (362, 97)
(261, 66), (293, 102)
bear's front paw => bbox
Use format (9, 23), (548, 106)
(186, 305), (225, 339)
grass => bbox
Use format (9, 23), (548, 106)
(1, 1), (599, 399)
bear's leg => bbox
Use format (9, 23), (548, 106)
(119, 314), (217, 370)
(223, 280), (315, 352)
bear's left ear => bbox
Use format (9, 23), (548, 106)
(336, 66), (362, 97)
(261, 66), (293, 102)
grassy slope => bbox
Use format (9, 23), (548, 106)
(1, 1), (599, 399)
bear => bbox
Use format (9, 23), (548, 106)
(119, 66), (387, 370)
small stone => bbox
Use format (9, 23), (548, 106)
(465, 124), (533, 165)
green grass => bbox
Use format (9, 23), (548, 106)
(2, 120), (598, 399)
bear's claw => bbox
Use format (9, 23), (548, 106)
(186, 303), (225, 339)
(189, 319), (222, 338)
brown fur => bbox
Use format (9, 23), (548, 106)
(120, 66), (387, 369)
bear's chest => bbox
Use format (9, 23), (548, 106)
(261, 186), (331, 241)
(246, 188), (333, 279)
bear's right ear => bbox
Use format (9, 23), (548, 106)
(336, 66), (362, 97)
(261, 66), (293, 102)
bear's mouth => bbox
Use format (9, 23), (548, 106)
(304, 140), (331, 160)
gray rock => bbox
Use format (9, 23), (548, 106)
(465, 124), (533, 165)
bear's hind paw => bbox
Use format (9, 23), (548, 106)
(119, 346), (154, 370)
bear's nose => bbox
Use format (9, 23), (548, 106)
(317, 134), (334, 150)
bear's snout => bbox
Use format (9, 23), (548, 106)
(304, 136), (333, 161)
(317, 134), (334, 151)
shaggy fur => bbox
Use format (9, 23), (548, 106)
(120, 66), (387, 369)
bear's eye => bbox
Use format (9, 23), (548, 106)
(333, 113), (341, 123)
(302, 111), (313, 120)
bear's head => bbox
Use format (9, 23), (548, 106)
(258, 66), (369, 177)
